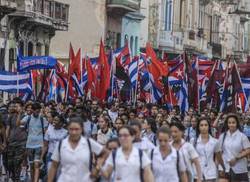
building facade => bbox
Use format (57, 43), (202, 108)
(0, 0), (69, 71)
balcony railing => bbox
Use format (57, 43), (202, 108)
(33, 0), (69, 22)
(0, 0), (17, 8)
(107, 0), (141, 14)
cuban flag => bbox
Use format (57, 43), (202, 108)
(197, 56), (214, 102)
(168, 61), (189, 113)
(241, 78), (250, 103)
(0, 71), (32, 94)
(47, 70), (58, 101)
(81, 69), (88, 91)
(141, 70), (162, 103)
(129, 56), (144, 88)
(113, 44), (131, 71)
(71, 73), (84, 97)
(129, 58), (138, 87)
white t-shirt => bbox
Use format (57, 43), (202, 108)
(105, 147), (151, 182)
(108, 110), (118, 123)
(44, 125), (68, 154)
(218, 129), (250, 174)
(191, 135), (220, 180)
(133, 137), (156, 154)
(51, 136), (103, 182)
(151, 146), (186, 182)
(171, 139), (199, 176)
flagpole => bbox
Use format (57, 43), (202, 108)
(197, 57), (200, 113)
(167, 78), (173, 109)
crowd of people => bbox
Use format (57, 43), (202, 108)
(0, 97), (249, 182)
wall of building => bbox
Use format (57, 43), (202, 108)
(121, 15), (141, 56)
(50, 0), (106, 59)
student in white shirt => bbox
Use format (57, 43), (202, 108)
(170, 122), (202, 182)
(101, 125), (154, 182)
(151, 126), (188, 182)
(41, 113), (68, 173)
(191, 117), (225, 182)
(130, 121), (156, 154)
(218, 113), (250, 182)
(97, 114), (115, 145)
(48, 117), (109, 182)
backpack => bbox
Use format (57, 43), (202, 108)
(25, 115), (45, 139)
(112, 149), (144, 182)
(58, 137), (93, 171)
(150, 149), (180, 182)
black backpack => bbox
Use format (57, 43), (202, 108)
(25, 115), (45, 139)
(58, 137), (93, 171)
(112, 149), (144, 182)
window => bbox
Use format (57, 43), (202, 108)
(134, 36), (138, 56)
(28, 42), (34, 56)
(130, 36), (134, 56)
(45, 45), (49, 56)
(36, 43), (42, 56)
(19, 41), (24, 56)
(165, 0), (173, 31)
(116, 33), (121, 49)
(9, 48), (15, 71)
(55, 2), (62, 19)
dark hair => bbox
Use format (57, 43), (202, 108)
(145, 118), (157, 134)
(32, 102), (41, 110)
(194, 117), (212, 148)
(68, 117), (84, 128)
(170, 122), (186, 132)
(54, 113), (65, 124)
(115, 118), (125, 125)
(106, 138), (120, 148)
(119, 125), (136, 136)
(221, 113), (242, 133)
(157, 126), (171, 136)
(196, 117), (212, 136)
(130, 120), (142, 130)
(25, 101), (33, 109)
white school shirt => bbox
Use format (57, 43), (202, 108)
(51, 136), (103, 182)
(133, 137), (156, 154)
(44, 125), (68, 154)
(191, 135), (220, 180)
(151, 146), (186, 182)
(218, 129), (250, 174)
(105, 146), (151, 182)
(171, 139), (199, 176)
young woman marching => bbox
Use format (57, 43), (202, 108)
(48, 117), (109, 182)
(151, 126), (188, 182)
(170, 122), (202, 182)
(191, 117), (225, 182)
(101, 125), (154, 182)
(218, 113), (250, 182)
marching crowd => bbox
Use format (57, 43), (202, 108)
(0, 97), (249, 182)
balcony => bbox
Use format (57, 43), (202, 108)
(159, 31), (184, 52)
(107, 0), (141, 15)
(10, 0), (69, 31)
(0, 0), (17, 18)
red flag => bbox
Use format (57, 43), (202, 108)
(67, 43), (79, 100)
(85, 58), (96, 97)
(96, 40), (110, 101)
(146, 42), (168, 87)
